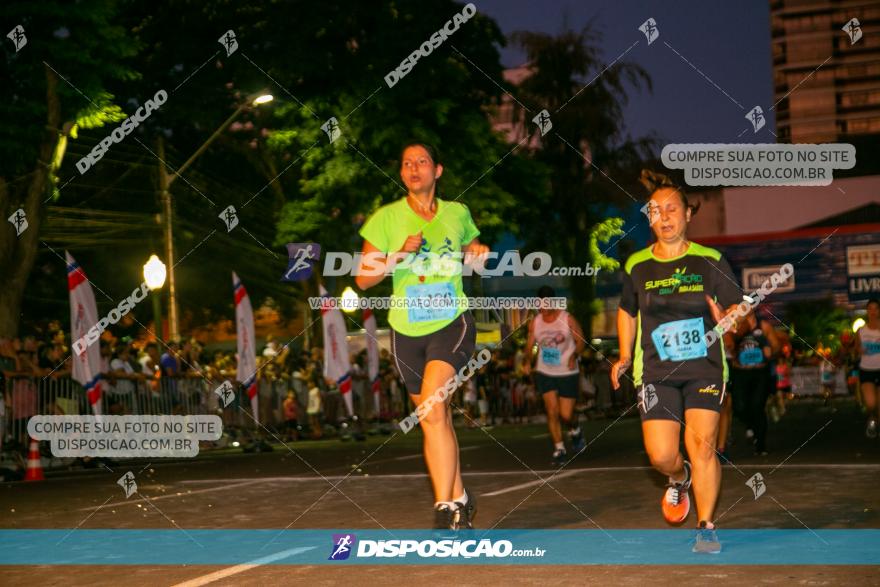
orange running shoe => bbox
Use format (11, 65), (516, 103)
(661, 460), (692, 524)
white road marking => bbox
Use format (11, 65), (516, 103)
(480, 469), (586, 497)
(168, 546), (316, 587)
(78, 479), (262, 511)
(83, 463), (880, 510)
(389, 445), (480, 461)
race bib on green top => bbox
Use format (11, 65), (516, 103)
(541, 347), (561, 366)
(405, 281), (456, 323)
(651, 317), (707, 361)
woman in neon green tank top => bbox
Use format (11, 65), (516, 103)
(356, 142), (489, 530)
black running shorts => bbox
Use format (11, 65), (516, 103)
(391, 312), (476, 395)
(860, 369), (880, 386)
(534, 372), (579, 399)
(638, 378), (726, 421)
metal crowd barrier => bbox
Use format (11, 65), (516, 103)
(1, 373), (304, 453)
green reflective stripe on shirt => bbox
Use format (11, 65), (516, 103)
(625, 248), (654, 274)
(634, 311), (644, 386)
(721, 339), (729, 383)
(358, 197), (479, 337)
(685, 242), (722, 262)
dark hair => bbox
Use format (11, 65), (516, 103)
(400, 141), (443, 200)
(640, 169), (700, 216)
(537, 285), (555, 298)
(400, 142), (441, 165)
(651, 186), (700, 217)
(867, 298), (880, 309)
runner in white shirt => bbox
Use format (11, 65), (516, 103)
(524, 286), (585, 464)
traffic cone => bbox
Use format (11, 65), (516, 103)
(24, 438), (45, 482)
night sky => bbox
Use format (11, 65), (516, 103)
(476, 0), (776, 150)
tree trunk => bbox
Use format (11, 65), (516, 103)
(0, 65), (61, 337)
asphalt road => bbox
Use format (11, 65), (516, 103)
(2, 397), (879, 585)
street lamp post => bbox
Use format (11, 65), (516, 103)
(143, 254), (167, 340)
(157, 91), (274, 340)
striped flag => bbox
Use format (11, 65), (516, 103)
(320, 284), (353, 417)
(66, 252), (102, 414)
(363, 308), (381, 418)
(233, 272), (259, 424)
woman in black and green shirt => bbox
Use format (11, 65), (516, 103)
(612, 181), (742, 553)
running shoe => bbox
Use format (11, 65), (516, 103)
(455, 488), (476, 529)
(571, 430), (586, 453)
(692, 521), (721, 554)
(662, 460), (692, 524)
(866, 419), (878, 439)
(552, 448), (567, 465)
(433, 503), (460, 530)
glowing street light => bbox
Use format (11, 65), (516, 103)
(252, 93), (274, 105)
(143, 255), (166, 339)
(143, 255), (167, 290)
(341, 286), (359, 313)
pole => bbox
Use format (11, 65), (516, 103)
(155, 101), (253, 340)
(152, 290), (163, 340)
(157, 136), (179, 341)
(166, 104), (246, 188)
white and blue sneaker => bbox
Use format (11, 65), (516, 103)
(692, 521), (721, 554)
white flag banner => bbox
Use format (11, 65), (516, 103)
(363, 308), (381, 417)
(233, 272), (259, 424)
(67, 252), (103, 415)
(320, 284), (353, 417)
